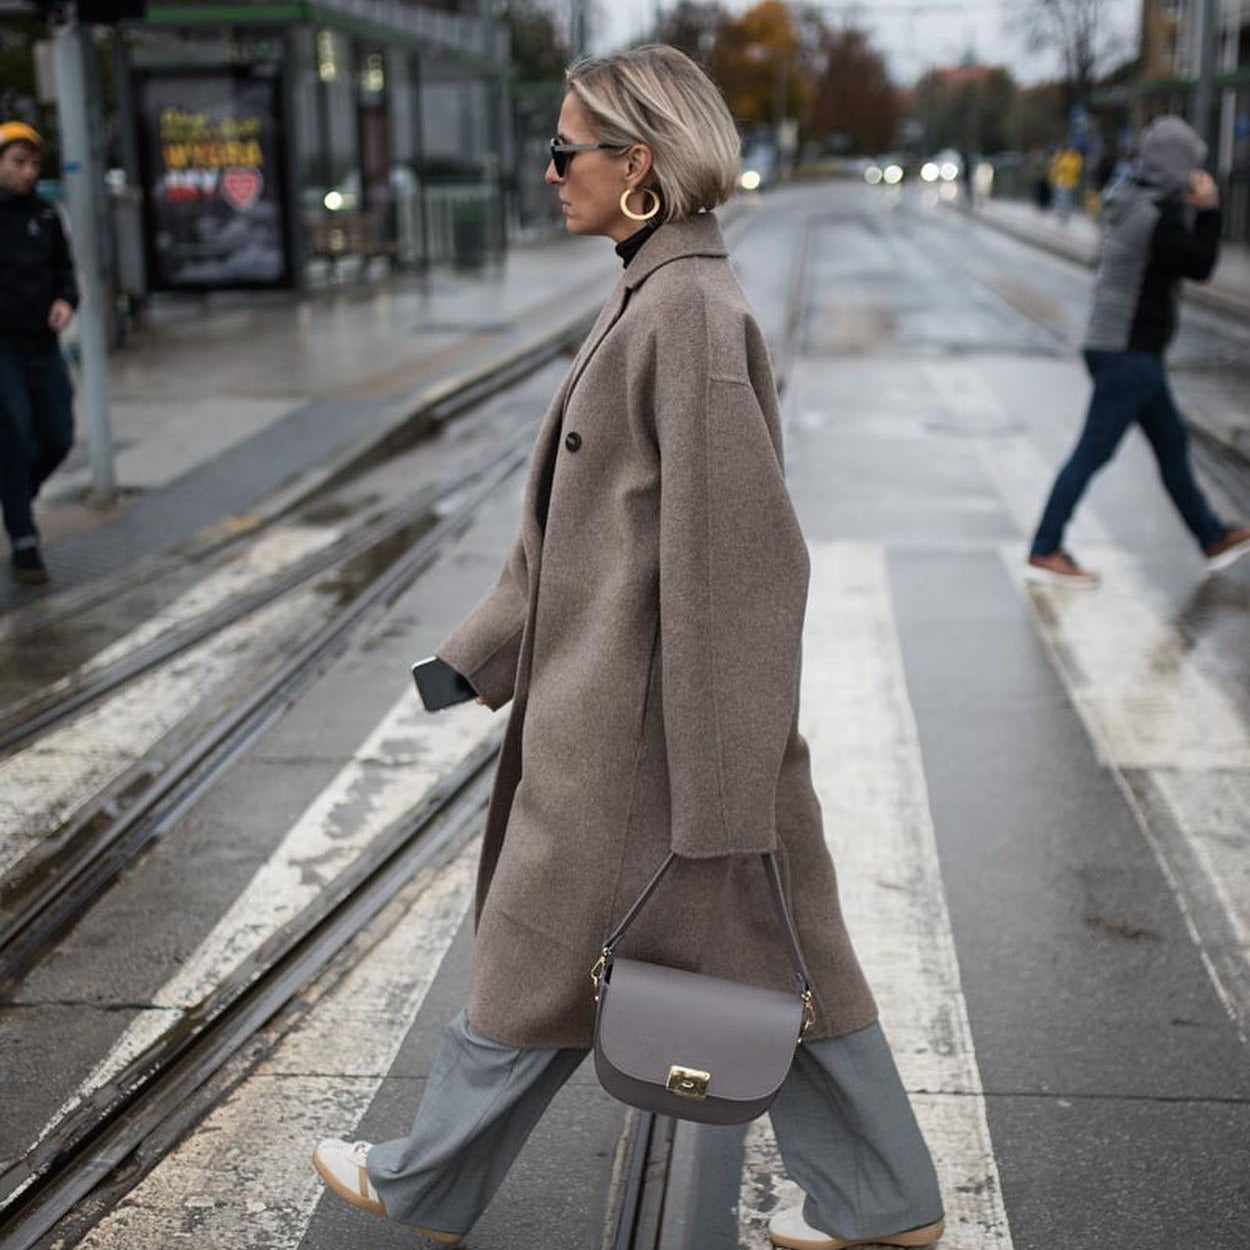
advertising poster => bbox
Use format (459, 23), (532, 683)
(139, 70), (290, 289)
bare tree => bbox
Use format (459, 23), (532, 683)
(1006, 0), (1114, 112)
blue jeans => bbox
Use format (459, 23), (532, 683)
(1031, 349), (1226, 558)
(0, 338), (75, 546)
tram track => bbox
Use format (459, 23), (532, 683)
(0, 736), (498, 1250)
(0, 433), (528, 994)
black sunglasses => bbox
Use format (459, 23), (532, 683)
(548, 136), (629, 178)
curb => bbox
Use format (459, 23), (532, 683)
(0, 304), (600, 639)
(3, 204), (756, 637)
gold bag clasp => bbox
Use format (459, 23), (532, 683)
(666, 1065), (710, 1100)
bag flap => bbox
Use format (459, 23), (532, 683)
(596, 958), (802, 1103)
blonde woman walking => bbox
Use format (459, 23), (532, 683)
(312, 45), (945, 1250)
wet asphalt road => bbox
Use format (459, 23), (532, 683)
(2, 180), (1248, 1250)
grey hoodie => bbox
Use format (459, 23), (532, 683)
(1084, 116), (1220, 353)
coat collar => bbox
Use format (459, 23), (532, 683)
(623, 212), (728, 290)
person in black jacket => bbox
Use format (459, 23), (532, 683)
(0, 121), (78, 584)
(1027, 115), (1250, 586)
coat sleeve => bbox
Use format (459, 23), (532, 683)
(654, 297), (810, 858)
(51, 209), (80, 310)
(436, 533), (528, 710)
(1152, 203), (1221, 282)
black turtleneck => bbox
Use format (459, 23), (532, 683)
(615, 222), (659, 267)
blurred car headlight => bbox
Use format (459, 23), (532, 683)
(940, 161), (958, 182)
(921, 162), (939, 182)
(864, 164), (884, 185)
(739, 169), (762, 191)
(883, 164), (904, 185)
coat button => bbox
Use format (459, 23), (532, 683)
(564, 431), (582, 453)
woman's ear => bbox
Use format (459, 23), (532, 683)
(625, 143), (654, 184)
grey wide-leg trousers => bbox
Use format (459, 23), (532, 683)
(366, 1010), (943, 1241)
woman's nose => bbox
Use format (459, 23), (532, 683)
(544, 160), (561, 187)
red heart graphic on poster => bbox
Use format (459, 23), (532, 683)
(221, 167), (263, 211)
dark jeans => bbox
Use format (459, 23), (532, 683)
(0, 338), (75, 546)
(1031, 348), (1226, 557)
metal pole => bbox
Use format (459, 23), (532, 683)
(53, 11), (116, 504)
(1190, 0), (1218, 158)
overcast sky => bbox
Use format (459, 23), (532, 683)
(590, 0), (1141, 87)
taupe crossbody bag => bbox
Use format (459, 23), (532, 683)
(590, 852), (815, 1125)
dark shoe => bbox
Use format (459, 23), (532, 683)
(11, 545), (49, 585)
(1024, 550), (1099, 589)
(1204, 526), (1250, 574)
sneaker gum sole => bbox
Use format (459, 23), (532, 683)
(1023, 565), (1099, 590)
(311, 1149), (462, 1244)
(770, 1218), (946, 1250)
(1206, 542), (1250, 573)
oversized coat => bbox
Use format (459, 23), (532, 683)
(437, 212), (877, 1049)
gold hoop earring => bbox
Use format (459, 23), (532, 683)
(620, 186), (660, 222)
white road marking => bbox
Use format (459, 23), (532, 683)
(15, 692), (495, 1189)
(0, 589), (323, 881)
(68, 833), (479, 1250)
(738, 542), (1013, 1249)
(972, 410), (1250, 1032)
(1003, 547), (1250, 1036)
(1007, 546), (1250, 771)
(42, 523), (343, 692)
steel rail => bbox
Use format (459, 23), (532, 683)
(0, 309), (593, 648)
(0, 480), (444, 759)
(0, 438), (527, 993)
(0, 734), (500, 1248)
(0, 314), (593, 756)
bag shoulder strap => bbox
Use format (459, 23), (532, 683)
(601, 852), (813, 994)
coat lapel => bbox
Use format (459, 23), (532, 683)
(515, 214), (729, 582)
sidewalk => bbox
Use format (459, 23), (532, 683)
(969, 196), (1250, 320)
(3, 233), (621, 612)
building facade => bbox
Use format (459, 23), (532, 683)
(119, 0), (513, 290)
(1136, 0), (1250, 239)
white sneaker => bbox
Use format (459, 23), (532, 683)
(312, 1139), (386, 1217)
(768, 1201), (945, 1249)
(311, 1139), (463, 1244)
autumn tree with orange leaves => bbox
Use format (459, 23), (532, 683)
(708, 0), (807, 128)
(653, 1), (897, 151)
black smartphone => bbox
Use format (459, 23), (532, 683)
(412, 656), (477, 711)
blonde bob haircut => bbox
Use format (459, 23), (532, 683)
(565, 45), (740, 223)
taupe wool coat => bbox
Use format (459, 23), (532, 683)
(438, 212), (877, 1048)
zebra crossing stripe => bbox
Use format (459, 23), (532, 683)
(72, 836), (479, 1250)
(1004, 545), (1250, 1038)
(0, 589), (323, 883)
(739, 542), (1013, 1249)
(13, 693), (495, 1192)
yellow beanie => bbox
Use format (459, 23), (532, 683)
(0, 122), (45, 153)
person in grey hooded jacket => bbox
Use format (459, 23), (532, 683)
(1026, 115), (1250, 586)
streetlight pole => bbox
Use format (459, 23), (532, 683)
(52, 6), (116, 504)
(1190, 0), (1218, 159)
